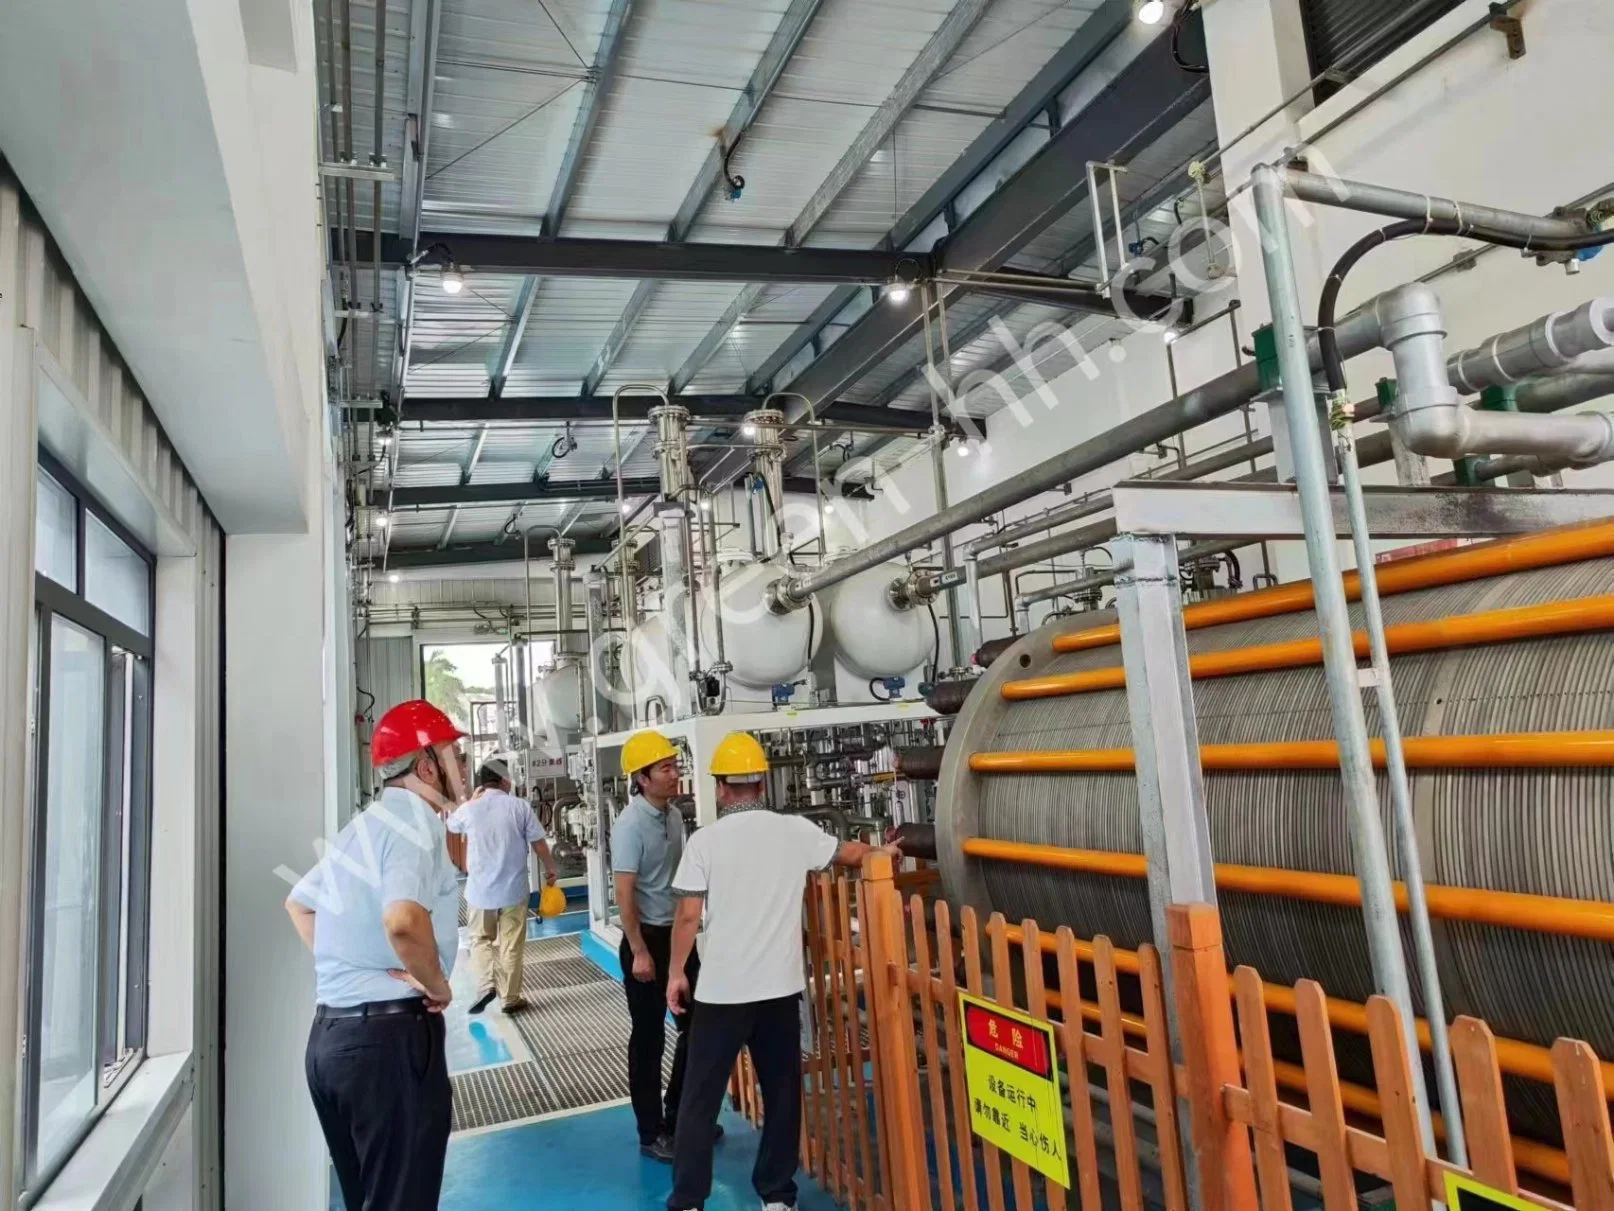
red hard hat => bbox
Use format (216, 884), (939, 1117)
(371, 699), (465, 768)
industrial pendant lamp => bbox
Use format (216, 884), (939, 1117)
(1136, 0), (1166, 24)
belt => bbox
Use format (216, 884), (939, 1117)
(316, 997), (428, 1020)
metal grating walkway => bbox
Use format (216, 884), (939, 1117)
(449, 934), (675, 1133)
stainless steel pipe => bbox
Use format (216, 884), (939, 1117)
(1255, 163), (1434, 1143)
(769, 308), (1385, 613)
(1279, 167), (1590, 246)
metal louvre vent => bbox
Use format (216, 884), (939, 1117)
(1300, 0), (1467, 83)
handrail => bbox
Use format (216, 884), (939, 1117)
(1053, 518), (1614, 654)
(963, 837), (1614, 942)
(968, 729), (1614, 772)
(1005, 594), (1614, 701)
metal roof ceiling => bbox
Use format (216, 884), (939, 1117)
(321, 0), (1223, 567)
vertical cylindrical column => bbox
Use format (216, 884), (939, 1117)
(549, 535), (576, 657)
(962, 554), (983, 663)
(492, 652), (509, 751)
(746, 408), (787, 558)
(1251, 164), (1426, 1112)
(651, 405), (694, 718)
(584, 570), (613, 737)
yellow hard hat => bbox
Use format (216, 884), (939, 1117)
(709, 732), (769, 777)
(621, 730), (678, 776)
(538, 885), (568, 919)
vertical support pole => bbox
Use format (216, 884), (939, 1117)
(1168, 905), (1258, 1211)
(1251, 164), (1425, 1098)
(962, 553), (983, 664)
(0, 178), (34, 1208)
(1115, 533), (1217, 1209)
(861, 852), (929, 1211)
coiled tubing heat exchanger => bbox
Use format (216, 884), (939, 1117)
(934, 523), (1614, 1142)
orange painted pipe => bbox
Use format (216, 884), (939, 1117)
(967, 837), (1614, 943)
(968, 729), (1614, 773)
(1053, 519), (1614, 654)
(1006, 594), (1614, 702)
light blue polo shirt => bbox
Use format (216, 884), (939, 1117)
(447, 789), (546, 910)
(290, 787), (460, 1007)
(610, 794), (685, 926)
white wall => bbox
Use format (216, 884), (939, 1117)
(851, 0), (1614, 639)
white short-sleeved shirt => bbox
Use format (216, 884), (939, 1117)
(289, 787), (461, 1007)
(447, 789), (547, 909)
(671, 806), (839, 1004)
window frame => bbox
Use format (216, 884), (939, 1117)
(20, 451), (157, 1206)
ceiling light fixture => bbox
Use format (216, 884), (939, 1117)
(824, 501), (835, 514)
(621, 501), (633, 515)
(440, 266), (465, 295)
(742, 423), (758, 437)
(1163, 328), (1180, 345)
(886, 283), (912, 305)
(375, 513), (390, 528)
(955, 440), (972, 458)
(388, 572), (401, 583)
(1136, 0), (1167, 24)
(699, 498), (712, 512)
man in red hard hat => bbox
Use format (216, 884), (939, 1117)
(285, 699), (468, 1211)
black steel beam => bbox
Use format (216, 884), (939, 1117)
(393, 474), (823, 509)
(349, 230), (924, 286)
(399, 394), (949, 433)
(781, 19), (1210, 412)
(959, 269), (1185, 321)
(393, 477), (661, 509)
(383, 537), (618, 569)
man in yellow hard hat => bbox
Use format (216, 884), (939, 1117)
(610, 729), (704, 1162)
(663, 732), (900, 1211)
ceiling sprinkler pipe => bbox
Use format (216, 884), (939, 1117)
(766, 307), (1385, 614)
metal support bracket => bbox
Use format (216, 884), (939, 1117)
(1114, 534), (1219, 955)
(1489, 2), (1526, 59)
(1110, 480), (1614, 539)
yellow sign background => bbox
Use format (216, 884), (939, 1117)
(958, 992), (1071, 1188)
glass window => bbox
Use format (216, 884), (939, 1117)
(32, 617), (106, 1177)
(35, 473), (76, 589)
(84, 515), (150, 635)
(24, 460), (155, 1199)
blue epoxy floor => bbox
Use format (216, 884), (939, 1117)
(442, 1103), (839, 1211)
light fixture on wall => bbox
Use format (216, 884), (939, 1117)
(440, 266), (465, 294)
(1136, 0), (1166, 24)
(885, 282), (912, 304)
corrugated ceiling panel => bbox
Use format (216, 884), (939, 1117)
(685, 0), (954, 242)
(422, 0), (610, 216)
(564, 0), (793, 229)
(393, 461), (464, 488)
(922, 0), (1100, 112)
(594, 280), (750, 390)
(809, 107), (993, 242)
(504, 277), (641, 391)
(679, 283), (836, 393)
(404, 271), (528, 396)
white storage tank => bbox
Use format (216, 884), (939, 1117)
(532, 663), (585, 733)
(696, 559), (820, 690)
(821, 562), (934, 680)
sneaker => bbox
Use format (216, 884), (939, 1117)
(762, 1203), (794, 1211)
(468, 988), (497, 1015)
(500, 997), (529, 1014)
(640, 1135), (675, 1163)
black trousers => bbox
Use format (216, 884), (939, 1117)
(668, 996), (802, 1211)
(620, 922), (700, 1144)
(305, 1003), (452, 1211)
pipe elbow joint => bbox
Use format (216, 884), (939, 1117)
(1390, 400), (1470, 461)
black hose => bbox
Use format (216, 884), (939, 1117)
(926, 601), (941, 675)
(1317, 217), (1614, 396)
(1170, 0), (1208, 75)
(868, 677), (891, 702)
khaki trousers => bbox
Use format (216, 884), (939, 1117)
(470, 904), (529, 1002)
